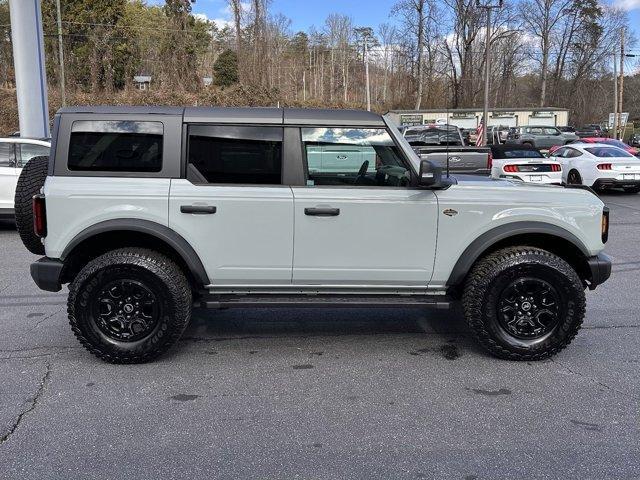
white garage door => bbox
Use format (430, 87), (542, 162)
(448, 118), (477, 129)
(529, 116), (556, 127)
(490, 116), (517, 128)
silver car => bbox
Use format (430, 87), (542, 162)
(506, 126), (574, 149)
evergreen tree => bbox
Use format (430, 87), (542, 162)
(213, 49), (239, 87)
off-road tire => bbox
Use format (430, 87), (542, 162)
(14, 156), (49, 255)
(68, 248), (192, 363)
(462, 247), (586, 361)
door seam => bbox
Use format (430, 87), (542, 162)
(290, 186), (295, 284)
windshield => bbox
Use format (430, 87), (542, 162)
(404, 126), (462, 146)
(585, 147), (634, 158)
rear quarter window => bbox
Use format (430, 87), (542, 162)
(68, 120), (163, 172)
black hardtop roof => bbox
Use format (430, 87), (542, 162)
(57, 106), (385, 127)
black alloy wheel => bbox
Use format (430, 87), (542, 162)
(497, 277), (561, 340)
(92, 279), (161, 342)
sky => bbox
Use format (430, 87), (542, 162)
(151, 0), (640, 37)
(150, 0), (405, 31)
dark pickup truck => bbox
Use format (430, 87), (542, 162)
(402, 125), (491, 175)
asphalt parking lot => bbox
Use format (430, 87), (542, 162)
(0, 192), (639, 480)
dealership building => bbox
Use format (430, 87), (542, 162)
(387, 108), (570, 129)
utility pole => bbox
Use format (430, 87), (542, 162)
(613, 48), (618, 141)
(55, 0), (66, 106)
(476, 0), (503, 146)
(364, 34), (371, 112)
(302, 70), (306, 102)
(618, 29), (625, 140)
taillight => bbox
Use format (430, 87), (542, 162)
(504, 165), (519, 173)
(597, 163), (612, 170)
(487, 152), (493, 170)
(33, 194), (47, 238)
(602, 206), (610, 243)
(551, 164), (562, 172)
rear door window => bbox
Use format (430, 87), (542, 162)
(187, 126), (283, 185)
(68, 121), (163, 172)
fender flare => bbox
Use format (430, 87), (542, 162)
(446, 221), (590, 287)
(61, 219), (210, 286)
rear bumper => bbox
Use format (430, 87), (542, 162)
(586, 253), (612, 290)
(593, 178), (640, 189)
(30, 257), (64, 292)
(499, 174), (562, 185)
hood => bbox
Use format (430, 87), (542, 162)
(450, 174), (566, 190)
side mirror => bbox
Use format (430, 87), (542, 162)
(419, 160), (442, 187)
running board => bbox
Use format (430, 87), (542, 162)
(197, 294), (452, 310)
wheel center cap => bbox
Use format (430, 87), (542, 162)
(123, 304), (134, 314)
(521, 302), (532, 312)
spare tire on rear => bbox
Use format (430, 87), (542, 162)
(14, 156), (49, 255)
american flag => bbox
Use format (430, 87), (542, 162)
(475, 117), (485, 146)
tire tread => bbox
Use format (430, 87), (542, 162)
(68, 248), (192, 364)
(462, 246), (586, 361)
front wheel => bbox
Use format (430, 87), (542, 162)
(462, 247), (585, 361)
(68, 248), (192, 363)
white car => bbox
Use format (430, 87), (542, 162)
(0, 137), (51, 218)
(490, 145), (562, 184)
(550, 143), (640, 193)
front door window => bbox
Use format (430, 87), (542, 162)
(301, 127), (411, 187)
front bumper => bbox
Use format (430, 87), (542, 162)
(30, 257), (64, 292)
(586, 253), (612, 290)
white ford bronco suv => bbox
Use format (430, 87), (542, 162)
(15, 107), (611, 363)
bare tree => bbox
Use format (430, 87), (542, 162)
(229, 0), (243, 54)
(521, 0), (572, 106)
(378, 23), (397, 104)
(393, 0), (434, 109)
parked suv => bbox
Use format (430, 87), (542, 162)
(0, 137), (50, 218)
(506, 126), (572, 149)
(16, 107), (611, 363)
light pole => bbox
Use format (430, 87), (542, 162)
(55, 0), (66, 107)
(476, 0), (503, 146)
(8, 0), (50, 138)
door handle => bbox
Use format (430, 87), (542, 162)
(304, 207), (340, 217)
(180, 205), (217, 215)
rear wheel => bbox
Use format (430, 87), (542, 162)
(567, 169), (582, 186)
(462, 247), (585, 361)
(14, 156), (49, 255)
(68, 248), (192, 363)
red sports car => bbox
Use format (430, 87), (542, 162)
(549, 137), (640, 156)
